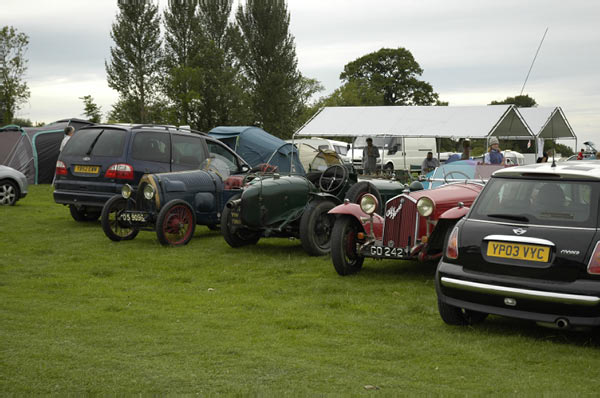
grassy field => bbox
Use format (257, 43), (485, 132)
(1, 185), (600, 394)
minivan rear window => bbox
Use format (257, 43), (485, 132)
(62, 128), (125, 157)
(470, 177), (599, 228)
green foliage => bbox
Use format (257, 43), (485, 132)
(4, 185), (600, 394)
(490, 94), (537, 108)
(162, 0), (252, 131)
(235, 0), (320, 138)
(545, 141), (574, 157)
(0, 26), (30, 123)
(9, 117), (33, 127)
(105, 1), (163, 123)
(79, 95), (102, 123)
(340, 48), (441, 106)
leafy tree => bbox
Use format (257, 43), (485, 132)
(235, 0), (319, 138)
(490, 94), (537, 108)
(340, 48), (441, 106)
(80, 95), (102, 123)
(105, 1), (163, 123)
(10, 117), (33, 127)
(0, 26), (30, 124)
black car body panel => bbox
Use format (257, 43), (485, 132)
(436, 162), (600, 328)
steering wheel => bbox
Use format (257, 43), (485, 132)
(444, 170), (471, 184)
(319, 165), (348, 193)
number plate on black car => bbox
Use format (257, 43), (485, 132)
(119, 211), (149, 224)
(486, 241), (550, 262)
(74, 165), (100, 174)
(362, 245), (407, 258)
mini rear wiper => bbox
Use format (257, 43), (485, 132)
(86, 129), (104, 155)
(487, 213), (529, 222)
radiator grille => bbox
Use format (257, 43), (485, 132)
(383, 195), (417, 249)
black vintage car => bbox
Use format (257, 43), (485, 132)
(101, 148), (250, 246)
(436, 161), (600, 329)
(221, 151), (407, 256)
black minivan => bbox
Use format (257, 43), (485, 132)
(54, 124), (244, 221)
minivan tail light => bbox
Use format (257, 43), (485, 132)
(445, 226), (459, 260)
(55, 160), (67, 176)
(587, 242), (600, 275)
(105, 163), (134, 180)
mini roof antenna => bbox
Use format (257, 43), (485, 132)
(551, 110), (556, 167)
(520, 28), (548, 96)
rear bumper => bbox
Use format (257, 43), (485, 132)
(53, 189), (116, 208)
(436, 260), (600, 327)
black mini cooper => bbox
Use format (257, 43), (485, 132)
(436, 161), (600, 329)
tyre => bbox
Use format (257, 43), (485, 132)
(101, 195), (139, 241)
(331, 215), (365, 276)
(0, 179), (18, 206)
(384, 162), (394, 174)
(345, 181), (383, 215)
(299, 200), (336, 256)
(156, 199), (196, 246)
(437, 298), (487, 326)
(69, 204), (101, 222)
(221, 195), (260, 248)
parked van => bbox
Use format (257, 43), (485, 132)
(350, 136), (437, 172)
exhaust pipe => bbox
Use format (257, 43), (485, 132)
(226, 198), (241, 209)
(555, 318), (569, 329)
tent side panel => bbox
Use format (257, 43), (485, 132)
(33, 131), (64, 184)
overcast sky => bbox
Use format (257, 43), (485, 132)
(2, 0), (598, 146)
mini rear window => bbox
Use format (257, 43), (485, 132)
(62, 128), (125, 157)
(470, 177), (599, 228)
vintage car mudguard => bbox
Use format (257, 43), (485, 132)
(329, 202), (384, 240)
(439, 205), (470, 220)
(309, 191), (342, 204)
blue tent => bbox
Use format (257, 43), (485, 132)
(209, 126), (305, 174)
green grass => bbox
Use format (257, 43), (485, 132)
(1, 185), (599, 394)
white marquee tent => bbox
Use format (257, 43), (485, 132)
(295, 105), (535, 140)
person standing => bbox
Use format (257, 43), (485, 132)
(484, 137), (504, 165)
(60, 126), (75, 151)
(362, 138), (380, 174)
(460, 139), (471, 160)
(421, 151), (440, 173)
(577, 148), (584, 160)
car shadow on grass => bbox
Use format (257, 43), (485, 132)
(352, 259), (438, 283)
(453, 315), (600, 348)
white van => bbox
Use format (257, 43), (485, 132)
(288, 138), (351, 163)
(350, 136), (438, 172)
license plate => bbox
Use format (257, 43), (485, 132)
(118, 211), (148, 224)
(367, 245), (406, 258)
(486, 241), (550, 262)
(74, 165), (100, 174)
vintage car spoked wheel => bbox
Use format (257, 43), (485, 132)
(331, 215), (365, 275)
(437, 298), (488, 326)
(156, 199), (197, 246)
(300, 200), (336, 256)
(221, 195), (261, 247)
(319, 165), (348, 193)
(0, 180), (18, 205)
(101, 196), (139, 241)
(443, 170), (471, 184)
(344, 181), (383, 215)
(69, 204), (102, 221)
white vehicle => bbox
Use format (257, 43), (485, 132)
(288, 138), (351, 163)
(350, 136), (438, 172)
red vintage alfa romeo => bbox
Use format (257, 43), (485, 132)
(328, 162), (507, 275)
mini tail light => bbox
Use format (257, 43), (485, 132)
(587, 241), (600, 275)
(105, 163), (134, 180)
(445, 226), (459, 260)
(55, 160), (67, 176)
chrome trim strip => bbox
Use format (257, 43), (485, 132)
(483, 235), (555, 247)
(468, 218), (596, 231)
(440, 277), (600, 306)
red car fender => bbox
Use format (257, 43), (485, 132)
(439, 206), (470, 220)
(329, 202), (384, 239)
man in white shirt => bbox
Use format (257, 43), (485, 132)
(60, 126), (75, 151)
